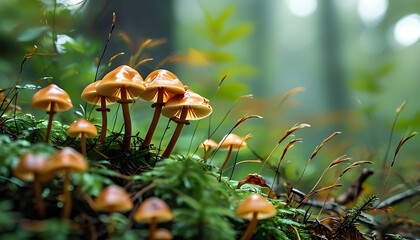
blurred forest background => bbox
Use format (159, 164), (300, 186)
(0, 0), (419, 220)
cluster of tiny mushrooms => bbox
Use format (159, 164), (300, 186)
(12, 65), (277, 239)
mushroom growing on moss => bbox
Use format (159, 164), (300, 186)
(219, 133), (247, 170)
(81, 81), (120, 143)
(96, 65), (145, 150)
(161, 87), (212, 158)
(94, 185), (133, 214)
(31, 84), (73, 143)
(140, 69), (185, 146)
(236, 193), (276, 240)
(67, 118), (97, 156)
(44, 147), (88, 219)
(134, 197), (173, 240)
(13, 152), (49, 218)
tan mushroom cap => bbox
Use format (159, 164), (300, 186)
(236, 193), (276, 220)
(13, 152), (48, 181)
(81, 81), (120, 105)
(31, 84), (73, 111)
(161, 89), (212, 120)
(219, 133), (247, 150)
(67, 118), (98, 138)
(140, 70), (185, 102)
(96, 65), (145, 99)
(134, 197), (173, 223)
(200, 139), (218, 151)
(94, 185), (133, 213)
(152, 228), (173, 240)
(44, 147), (88, 175)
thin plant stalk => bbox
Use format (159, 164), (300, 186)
(119, 87), (133, 150)
(240, 212), (258, 240)
(80, 133), (86, 156)
(98, 97), (109, 143)
(45, 102), (56, 143)
(144, 88), (164, 146)
(162, 107), (188, 158)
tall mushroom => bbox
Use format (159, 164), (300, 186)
(161, 88), (212, 158)
(134, 197), (173, 240)
(200, 139), (218, 160)
(67, 118), (98, 156)
(81, 81), (120, 143)
(219, 133), (247, 170)
(236, 193), (276, 240)
(44, 147), (88, 219)
(140, 70), (185, 146)
(13, 152), (49, 218)
(31, 84), (73, 143)
(96, 65), (145, 150)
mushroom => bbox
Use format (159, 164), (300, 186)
(67, 118), (98, 156)
(161, 88), (212, 158)
(199, 139), (218, 160)
(96, 65), (146, 150)
(81, 81), (120, 143)
(13, 152), (48, 218)
(152, 228), (173, 240)
(140, 70), (185, 146)
(31, 84), (73, 143)
(236, 193), (276, 240)
(134, 197), (173, 240)
(94, 185), (133, 214)
(219, 133), (247, 170)
(44, 147), (88, 219)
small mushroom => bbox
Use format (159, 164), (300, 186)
(199, 139), (218, 160)
(94, 185), (133, 214)
(152, 228), (173, 240)
(13, 152), (49, 218)
(31, 84), (73, 143)
(161, 88), (212, 158)
(134, 197), (173, 240)
(44, 147), (88, 219)
(219, 133), (247, 170)
(67, 118), (98, 156)
(96, 65), (146, 150)
(236, 193), (276, 240)
(141, 70), (185, 146)
(81, 81), (120, 143)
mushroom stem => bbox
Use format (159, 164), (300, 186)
(147, 217), (157, 240)
(203, 149), (211, 160)
(61, 169), (72, 219)
(240, 212), (258, 240)
(44, 102), (56, 143)
(220, 145), (233, 170)
(98, 96), (108, 143)
(33, 174), (45, 218)
(162, 107), (188, 158)
(119, 87), (132, 150)
(81, 132), (86, 156)
(144, 88), (164, 146)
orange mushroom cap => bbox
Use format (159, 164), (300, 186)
(96, 65), (145, 99)
(67, 118), (98, 138)
(161, 89), (212, 120)
(13, 152), (48, 181)
(81, 81), (120, 105)
(152, 228), (173, 240)
(31, 84), (73, 111)
(140, 70), (185, 102)
(94, 185), (133, 213)
(236, 193), (276, 220)
(200, 139), (218, 151)
(219, 133), (247, 150)
(134, 197), (173, 223)
(44, 147), (88, 175)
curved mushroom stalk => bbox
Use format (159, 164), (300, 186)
(144, 88), (164, 146)
(241, 212), (258, 240)
(97, 97), (110, 143)
(220, 145), (233, 170)
(162, 107), (189, 158)
(119, 86), (133, 150)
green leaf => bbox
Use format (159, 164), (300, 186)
(201, 50), (236, 63)
(17, 26), (50, 42)
(219, 23), (253, 45)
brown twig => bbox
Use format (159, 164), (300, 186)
(336, 168), (375, 205)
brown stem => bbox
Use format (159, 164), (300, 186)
(241, 212), (258, 240)
(220, 145), (233, 170)
(147, 217), (157, 240)
(144, 88), (164, 146)
(44, 101), (56, 143)
(81, 133), (86, 156)
(61, 169), (72, 219)
(99, 96), (108, 143)
(162, 107), (188, 158)
(120, 87), (132, 150)
(34, 174), (45, 218)
(203, 149), (211, 160)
